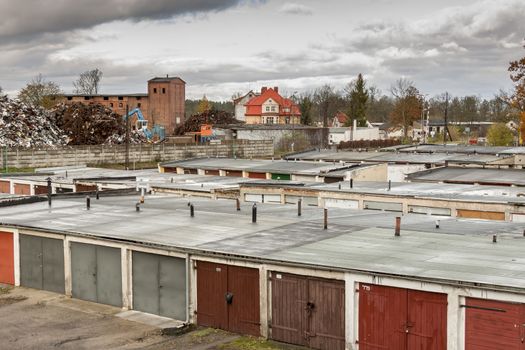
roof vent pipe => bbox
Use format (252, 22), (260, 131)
(236, 198), (241, 211)
(86, 196), (90, 210)
(96, 189), (100, 200)
(493, 234), (497, 243)
(252, 203), (257, 223)
(350, 178), (353, 189)
(136, 202), (140, 212)
(298, 199), (302, 216)
(395, 216), (401, 236)
(435, 220), (440, 229)
(388, 180), (391, 191)
(47, 177), (52, 207)
(324, 208), (328, 230)
(189, 203), (194, 217)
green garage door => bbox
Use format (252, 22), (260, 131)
(20, 234), (65, 294)
(132, 251), (187, 320)
(71, 242), (122, 307)
(271, 173), (291, 180)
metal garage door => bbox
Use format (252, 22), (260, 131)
(132, 251), (187, 320)
(271, 173), (291, 180)
(196, 261), (260, 336)
(225, 170), (243, 177)
(245, 194), (263, 203)
(408, 205), (451, 216)
(13, 183), (30, 195)
(71, 242), (122, 307)
(359, 284), (447, 350)
(205, 169), (220, 176)
(75, 184), (97, 192)
(363, 200), (403, 212)
(0, 180), (10, 194)
(263, 194), (281, 203)
(0, 232), (14, 285)
(271, 272), (345, 350)
(285, 195), (319, 206)
(324, 198), (359, 209)
(457, 209), (505, 221)
(248, 172), (266, 179)
(465, 298), (525, 350)
(34, 185), (49, 195)
(20, 234), (64, 293)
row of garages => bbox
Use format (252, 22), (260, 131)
(242, 189), (525, 222)
(1, 229), (525, 349)
(0, 179), (96, 195)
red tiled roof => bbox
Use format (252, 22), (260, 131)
(244, 87), (300, 116)
(335, 111), (348, 124)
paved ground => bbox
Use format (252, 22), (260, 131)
(0, 285), (306, 350)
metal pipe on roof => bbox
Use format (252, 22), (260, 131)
(395, 217), (401, 236)
(47, 177), (52, 207)
(190, 203), (194, 217)
(252, 203), (257, 223)
(388, 180), (391, 191)
(324, 208), (328, 229)
(350, 178), (353, 189)
(96, 189), (100, 200)
(136, 202), (140, 212)
(86, 196), (90, 210)
(298, 199), (302, 216)
(493, 234), (497, 243)
(236, 198), (240, 211)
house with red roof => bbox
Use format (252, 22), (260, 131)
(331, 111), (349, 127)
(241, 87), (301, 125)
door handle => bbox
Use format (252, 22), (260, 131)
(225, 292), (233, 305)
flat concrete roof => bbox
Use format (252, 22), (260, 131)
(285, 150), (510, 165)
(393, 144), (525, 155)
(407, 167), (525, 187)
(1, 195), (525, 292)
(160, 158), (357, 175)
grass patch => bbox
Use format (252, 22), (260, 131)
(0, 286), (12, 295)
(219, 337), (285, 350)
(189, 327), (228, 344)
(1, 167), (36, 174)
(88, 161), (159, 170)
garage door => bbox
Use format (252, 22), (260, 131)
(324, 198), (359, 209)
(0, 232), (14, 285)
(71, 242), (122, 307)
(359, 284), (447, 350)
(75, 184), (97, 192)
(271, 273), (345, 350)
(248, 172), (266, 179)
(205, 169), (220, 176)
(245, 194), (263, 203)
(0, 180), (10, 194)
(363, 200), (403, 212)
(408, 205), (451, 216)
(20, 234), (64, 293)
(271, 173), (291, 180)
(196, 261), (260, 336)
(225, 170), (243, 177)
(132, 251), (186, 320)
(263, 194), (281, 203)
(285, 195), (319, 206)
(34, 185), (49, 195)
(465, 298), (525, 350)
(457, 209), (505, 221)
(13, 183), (30, 195)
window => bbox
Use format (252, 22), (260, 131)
(110, 103), (114, 107)
(271, 106), (276, 112)
(153, 88), (157, 93)
(162, 88), (166, 94)
(119, 103), (123, 108)
(266, 106), (270, 112)
(103, 96), (109, 101)
(84, 96), (90, 100)
(67, 97), (73, 101)
(266, 117), (274, 124)
(136, 97), (141, 100)
(137, 103), (141, 108)
(285, 117), (290, 124)
(118, 96), (123, 101)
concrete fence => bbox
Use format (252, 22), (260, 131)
(0, 140), (274, 168)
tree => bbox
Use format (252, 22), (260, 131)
(314, 84), (337, 127)
(197, 95), (211, 113)
(487, 123), (514, 146)
(389, 78), (422, 139)
(346, 73), (369, 127)
(298, 93), (314, 125)
(18, 74), (62, 109)
(509, 45), (525, 111)
(73, 68), (103, 95)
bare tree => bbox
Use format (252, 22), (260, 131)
(390, 78), (422, 139)
(73, 68), (103, 95)
(314, 84), (336, 127)
(18, 74), (62, 109)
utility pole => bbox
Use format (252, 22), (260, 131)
(125, 104), (130, 170)
(443, 92), (449, 145)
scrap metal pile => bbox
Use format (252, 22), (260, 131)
(0, 95), (68, 147)
(174, 108), (242, 135)
(0, 94), (147, 147)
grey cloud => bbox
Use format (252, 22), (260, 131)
(279, 3), (313, 15)
(0, 0), (262, 41)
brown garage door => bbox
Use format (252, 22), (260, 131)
(248, 172), (266, 179)
(34, 185), (49, 195)
(13, 183), (30, 195)
(205, 169), (220, 176)
(359, 284), (447, 350)
(196, 261), (260, 336)
(225, 170), (243, 177)
(0, 180), (10, 194)
(457, 209), (505, 221)
(465, 298), (525, 350)
(75, 184), (97, 192)
(0, 231), (14, 285)
(271, 273), (345, 350)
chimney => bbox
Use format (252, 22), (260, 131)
(273, 86), (279, 93)
(261, 87), (268, 93)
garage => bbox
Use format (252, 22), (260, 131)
(271, 272), (345, 350)
(13, 183), (30, 195)
(71, 242), (122, 307)
(363, 200), (403, 212)
(0, 180), (10, 194)
(0, 231), (14, 285)
(225, 170), (243, 177)
(324, 198), (359, 209)
(245, 194), (263, 203)
(284, 195), (318, 206)
(457, 209), (505, 221)
(196, 261), (260, 336)
(75, 184), (98, 192)
(358, 284), (447, 350)
(271, 173), (291, 180)
(408, 205), (451, 216)
(465, 298), (525, 350)
(34, 185), (49, 195)
(248, 172), (266, 179)
(19, 234), (64, 293)
(204, 169), (220, 176)
(132, 251), (187, 320)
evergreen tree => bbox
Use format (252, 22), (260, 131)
(346, 74), (369, 127)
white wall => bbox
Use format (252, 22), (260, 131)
(388, 164), (428, 182)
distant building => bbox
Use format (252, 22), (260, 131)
(331, 111), (349, 127)
(240, 87), (301, 125)
(61, 76), (186, 134)
(233, 90), (259, 122)
(329, 119), (380, 145)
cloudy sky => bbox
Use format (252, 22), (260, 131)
(1, 0), (524, 100)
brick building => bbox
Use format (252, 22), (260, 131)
(62, 77), (185, 134)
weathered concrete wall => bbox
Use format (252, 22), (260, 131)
(0, 140), (274, 168)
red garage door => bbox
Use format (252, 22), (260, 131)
(0, 180), (10, 194)
(13, 183), (30, 195)
(465, 298), (525, 350)
(0, 231), (14, 285)
(359, 284), (447, 350)
(196, 261), (260, 336)
(34, 185), (48, 195)
(248, 172), (266, 179)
